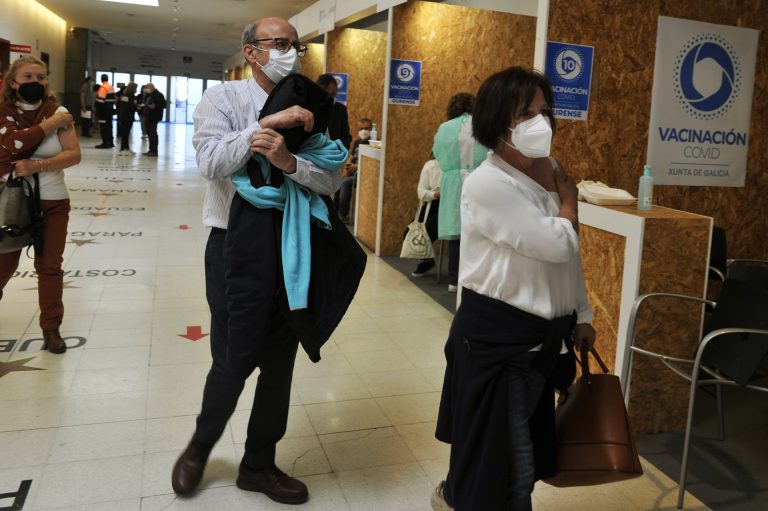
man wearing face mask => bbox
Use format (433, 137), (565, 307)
(171, 17), (341, 504)
(335, 117), (372, 222)
(142, 83), (165, 157)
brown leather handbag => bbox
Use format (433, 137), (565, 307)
(544, 347), (643, 487)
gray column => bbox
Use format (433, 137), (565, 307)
(64, 27), (89, 123)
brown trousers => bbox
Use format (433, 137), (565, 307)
(0, 199), (70, 330)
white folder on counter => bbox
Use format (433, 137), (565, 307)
(577, 181), (636, 206)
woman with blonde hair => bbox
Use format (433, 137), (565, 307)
(0, 56), (81, 353)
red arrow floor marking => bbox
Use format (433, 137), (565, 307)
(178, 326), (209, 341)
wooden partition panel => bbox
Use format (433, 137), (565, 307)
(548, 0), (768, 259)
(326, 27), (387, 149)
(380, 0), (536, 255)
(301, 43), (325, 85)
(357, 154), (381, 251)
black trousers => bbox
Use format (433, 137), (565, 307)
(146, 117), (160, 153)
(417, 199), (439, 243)
(98, 118), (113, 146)
(448, 239), (460, 286)
(96, 103), (114, 146)
(80, 106), (92, 136)
(119, 121), (133, 150)
(192, 228), (299, 469)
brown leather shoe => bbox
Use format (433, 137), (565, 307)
(236, 464), (308, 505)
(42, 329), (66, 354)
(171, 444), (208, 495)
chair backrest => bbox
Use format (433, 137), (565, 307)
(727, 264), (768, 292)
(708, 226), (727, 280)
(703, 278), (768, 386)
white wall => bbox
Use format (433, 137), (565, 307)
(222, 50), (245, 76)
(0, 0), (67, 95)
(90, 44), (227, 80)
(441, 0), (538, 17)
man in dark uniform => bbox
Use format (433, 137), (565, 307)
(94, 74), (115, 148)
(316, 73), (351, 150)
(142, 83), (165, 156)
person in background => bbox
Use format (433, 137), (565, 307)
(432, 92), (487, 292)
(137, 85), (150, 140)
(317, 73), (352, 150)
(172, 16), (340, 505)
(117, 82), (138, 155)
(431, 67), (595, 511)
(0, 56), (81, 353)
(336, 117), (372, 223)
(94, 73), (115, 149)
(142, 83), (165, 157)
(79, 76), (93, 137)
(411, 155), (442, 277)
(90, 82), (101, 136)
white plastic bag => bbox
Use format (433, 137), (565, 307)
(400, 201), (434, 259)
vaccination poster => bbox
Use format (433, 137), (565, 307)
(328, 72), (349, 105)
(389, 59), (422, 106)
(647, 16), (758, 186)
(545, 41), (594, 121)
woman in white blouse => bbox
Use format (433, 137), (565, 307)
(410, 156), (441, 277)
(432, 67), (595, 511)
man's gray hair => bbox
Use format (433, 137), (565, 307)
(242, 21), (260, 46)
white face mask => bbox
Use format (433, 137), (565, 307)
(255, 47), (301, 84)
(501, 114), (552, 158)
(358, 129), (370, 140)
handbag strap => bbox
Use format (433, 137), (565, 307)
(577, 346), (610, 383)
(413, 200), (431, 224)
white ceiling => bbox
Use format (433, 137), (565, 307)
(37, 0), (317, 56)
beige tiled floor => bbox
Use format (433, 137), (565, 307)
(0, 124), (710, 510)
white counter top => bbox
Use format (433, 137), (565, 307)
(359, 145), (382, 160)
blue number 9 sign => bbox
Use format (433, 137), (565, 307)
(389, 59), (422, 106)
(397, 63), (415, 82)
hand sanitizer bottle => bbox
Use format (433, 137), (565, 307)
(370, 123), (378, 141)
(637, 164), (653, 211)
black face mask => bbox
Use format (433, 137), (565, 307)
(17, 81), (46, 103)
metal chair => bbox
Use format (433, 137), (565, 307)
(622, 278), (768, 509)
(708, 226), (768, 282)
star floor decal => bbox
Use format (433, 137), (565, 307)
(0, 357), (45, 378)
(69, 239), (97, 246)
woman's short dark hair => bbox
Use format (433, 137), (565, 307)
(446, 92), (474, 120)
(472, 67), (556, 149)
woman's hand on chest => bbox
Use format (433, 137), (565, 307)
(528, 158), (557, 192)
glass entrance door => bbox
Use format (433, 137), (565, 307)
(169, 76), (203, 124)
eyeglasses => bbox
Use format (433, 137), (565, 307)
(249, 38), (307, 57)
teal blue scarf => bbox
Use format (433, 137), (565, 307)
(231, 133), (349, 310)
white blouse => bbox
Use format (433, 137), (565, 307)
(417, 159), (442, 202)
(459, 152), (593, 325)
(19, 103), (69, 201)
